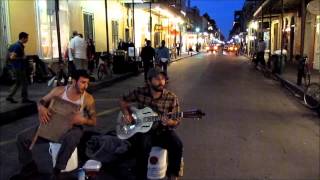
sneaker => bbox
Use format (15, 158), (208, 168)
(22, 99), (35, 104)
(6, 97), (18, 103)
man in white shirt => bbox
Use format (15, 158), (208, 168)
(67, 31), (77, 76)
(70, 33), (87, 70)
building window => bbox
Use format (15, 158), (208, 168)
(36, 0), (69, 60)
(112, 20), (119, 50)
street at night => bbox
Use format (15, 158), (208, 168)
(1, 0), (320, 180)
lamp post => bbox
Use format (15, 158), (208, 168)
(149, 0), (152, 41)
(104, 0), (109, 54)
(196, 27), (200, 43)
(54, 0), (62, 63)
(196, 27), (200, 51)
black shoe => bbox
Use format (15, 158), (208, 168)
(50, 167), (61, 180)
(6, 97), (18, 103)
(22, 99), (35, 104)
(10, 161), (39, 180)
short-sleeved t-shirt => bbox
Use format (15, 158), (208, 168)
(8, 41), (25, 69)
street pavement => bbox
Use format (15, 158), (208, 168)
(0, 53), (319, 180)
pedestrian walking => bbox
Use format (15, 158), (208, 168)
(176, 42), (181, 56)
(140, 40), (155, 82)
(6, 32), (34, 104)
(156, 40), (170, 79)
(70, 32), (87, 70)
(256, 38), (266, 68)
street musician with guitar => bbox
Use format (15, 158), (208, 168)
(11, 70), (96, 180)
(120, 68), (183, 180)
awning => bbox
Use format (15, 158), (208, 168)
(253, 0), (301, 18)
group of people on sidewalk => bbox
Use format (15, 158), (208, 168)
(67, 31), (96, 75)
(5, 31), (96, 104)
(140, 40), (171, 82)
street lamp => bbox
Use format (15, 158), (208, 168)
(196, 27), (200, 52)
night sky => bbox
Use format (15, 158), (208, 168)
(191, 0), (245, 37)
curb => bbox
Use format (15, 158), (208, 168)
(274, 74), (305, 97)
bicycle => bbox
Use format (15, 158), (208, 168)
(97, 53), (113, 80)
(303, 57), (319, 109)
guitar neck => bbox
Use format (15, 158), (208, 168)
(144, 112), (183, 122)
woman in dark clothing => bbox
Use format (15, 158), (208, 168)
(87, 38), (96, 75)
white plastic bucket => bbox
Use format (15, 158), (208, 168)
(147, 146), (168, 180)
(49, 142), (78, 172)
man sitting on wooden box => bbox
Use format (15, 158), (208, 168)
(11, 69), (96, 180)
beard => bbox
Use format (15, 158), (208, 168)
(150, 84), (164, 92)
(75, 84), (85, 94)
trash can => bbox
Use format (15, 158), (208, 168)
(113, 50), (126, 74)
(272, 50), (287, 74)
(271, 49), (287, 74)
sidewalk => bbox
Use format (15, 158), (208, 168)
(274, 62), (320, 97)
(249, 56), (320, 113)
(0, 52), (198, 125)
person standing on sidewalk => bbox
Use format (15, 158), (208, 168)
(176, 42), (181, 56)
(70, 33), (87, 70)
(255, 38), (266, 68)
(67, 31), (78, 76)
(10, 70), (96, 180)
(6, 32), (34, 104)
(87, 38), (96, 75)
(140, 40), (155, 82)
(156, 40), (170, 79)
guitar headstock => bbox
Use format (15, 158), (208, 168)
(182, 109), (205, 119)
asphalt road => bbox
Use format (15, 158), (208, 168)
(0, 53), (319, 180)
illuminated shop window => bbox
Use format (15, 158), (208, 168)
(36, 0), (69, 60)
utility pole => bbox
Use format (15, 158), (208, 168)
(132, 0), (136, 59)
(55, 0), (62, 63)
(149, 0), (152, 41)
(104, 0), (109, 53)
